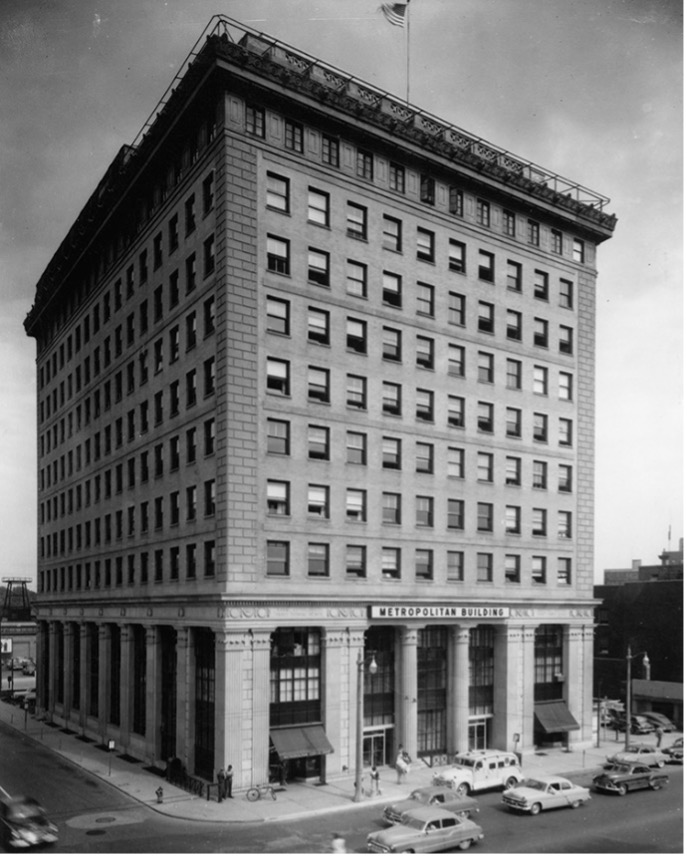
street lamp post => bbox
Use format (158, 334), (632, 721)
(354, 649), (377, 802)
(625, 647), (650, 751)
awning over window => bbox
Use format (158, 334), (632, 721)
(270, 725), (334, 760)
(534, 701), (580, 733)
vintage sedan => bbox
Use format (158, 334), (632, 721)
(606, 744), (667, 768)
(0, 796), (58, 849)
(664, 737), (683, 763)
(593, 763), (668, 795)
(367, 806), (484, 853)
(639, 711), (676, 732)
(502, 776), (590, 815)
(383, 787), (478, 824)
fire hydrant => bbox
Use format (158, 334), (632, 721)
(155, 786), (164, 804)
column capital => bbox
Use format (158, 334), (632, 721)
(451, 626), (471, 645)
(216, 630), (251, 651)
(249, 630), (272, 652)
(322, 629), (346, 648)
(400, 627), (418, 647)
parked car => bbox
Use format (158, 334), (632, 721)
(663, 737), (683, 764)
(608, 714), (654, 734)
(606, 744), (667, 768)
(10, 686), (36, 706)
(593, 763), (669, 795)
(502, 776), (590, 815)
(383, 787), (478, 825)
(432, 749), (522, 796)
(639, 711), (676, 732)
(0, 796), (58, 849)
(367, 806), (484, 853)
(22, 661), (36, 677)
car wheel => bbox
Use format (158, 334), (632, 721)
(617, 784), (627, 796)
(455, 783), (470, 797)
(650, 781), (662, 790)
(458, 840), (471, 850)
(504, 776), (519, 790)
(570, 800), (582, 809)
(656, 759), (665, 768)
(529, 803), (542, 816)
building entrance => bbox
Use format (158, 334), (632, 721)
(468, 719), (489, 750)
(363, 731), (389, 768)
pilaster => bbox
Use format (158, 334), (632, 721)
(398, 627), (418, 759)
(448, 626), (470, 755)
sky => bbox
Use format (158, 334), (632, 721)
(0, 0), (682, 585)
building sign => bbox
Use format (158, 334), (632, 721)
(370, 606), (510, 620)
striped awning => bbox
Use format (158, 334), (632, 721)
(270, 725), (334, 760)
(535, 701), (580, 733)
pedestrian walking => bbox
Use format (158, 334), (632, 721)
(330, 832), (346, 853)
(370, 765), (381, 795)
(395, 745), (410, 784)
(216, 767), (226, 803)
(225, 764), (233, 798)
(655, 727), (663, 748)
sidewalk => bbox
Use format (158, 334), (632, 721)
(0, 698), (678, 824)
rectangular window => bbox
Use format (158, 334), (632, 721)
(478, 303), (495, 334)
(267, 481), (289, 516)
(477, 401), (493, 433)
(477, 351), (494, 383)
(267, 419), (290, 455)
(346, 260), (367, 297)
(477, 553), (493, 583)
(382, 382), (402, 416)
(447, 395), (465, 428)
(416, 336), (434, 369)
(477, 451), (493, 482)
(559, 371), (573, 400)
(448, 344), (465, 378)
(346, 317), (367, 353)
(415, 442), (434, 473)
(267, 173), (289, 211)
(506, 359), (522, 389)
(382, 215), (402, 252)
(267, 541), (289, 576)
(448, 292), (465, 326)
(416, 388), (434, 422)
(308, 248), (329, 286)
(505, 505), (521, 534)
(382, 327), (402, 362)
(346, 431), (366, 464)
(503, 210), (515, 236)
(267, 296), (289, 335)
(533, 413), (548, 443)
(308, 425), (330, 460)
(573, 238), (585, 263)
(477, 199), (490, 227)
(533, 460), (547, 489)
(559, 279), (574, 309)
(447, 499), (464, 530)
(415, 549), (433, 580)
(505, 456), (521, 486)
(559, 417), (573, 447)
(557, 558), (572, 585)
(285, 119), (303, 152)
(527, 220), (540, 246)
(448, 239), (466, 273)
(308, 543), (329, 577)
(379, 438), (400, 473)
(478, 250), (494, 282)
(383, 492), (401, 525)
(551, 229), (563, 254)
(246, 104), (265, 137)
(506, 309), (522, 341)
(533, 318), (549, 348)
(447, 446), (464, 479)
(558, 510), (572, 539)
(322, 133), (339, 167)
(346, 545), (366, 578)
(532, 508), (547, 536)
(532, 556), (546, 584)
(533, 365), (548, 395)
(477, 502), (493, 532)
(346, 489), (366, 522)
(357, 149), (374, 180)
(308, 366), (330, 403)
(267, 358), (290, 396)
(168, 214), (179, 253)
(449, 187), (464, 216)
(389, 163), (405, 193)
(267, 235), (290, 274)
(420, 175), (435, 205)
(346, 374), (367, 410)
(346, 202), (367, 239)
(185, 253), (197, 293)
(505, 555), (520, 583)
(307, 484), (329, 518)
(559, 325), (574, 355)
(416, 228), (435, 262)
(308, 188), (330, 226)
(559, 465), (573, 493)
(382, 547), (401, 580)
(416, 496), (434, 527)
(202, 170), (215, 215)
(506, 260), (522, 292)
(534, 270), (549, 301)
(382, 271), (402, 307)
(307, 307), (330, 345)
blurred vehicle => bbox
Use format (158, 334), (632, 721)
(638, 711), (676, 732)
(432, 749), (522, 795)
(383, 787), (478, 825)
(606, 744), (667, 768)
(593, 763), (669, 795)
(22, 662), (36, 677)
(9, 658), (26, 672)
(0, 796), (58, 849)
(609, 714), (654, 735)
(367, 806), (483, 853)
(664, 737), (683, 763)
(502, 776), (590, 815)
(10, 686), (36, 706)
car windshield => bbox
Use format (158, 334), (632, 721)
(453, 757), (474, 768)
(409, 791), (423, 801)
(400, 815), (427, 831)
(521, 779), (547, 791)
(606, 765), (630, 774)
(7, 802), (45, 823)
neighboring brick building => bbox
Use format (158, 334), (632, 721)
(24, 17), (616, 787)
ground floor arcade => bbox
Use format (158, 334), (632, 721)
(35, 601), (595, 788)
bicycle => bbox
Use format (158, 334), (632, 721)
(245, 783), (277, 801)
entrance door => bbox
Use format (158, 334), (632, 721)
(468, 720), (487, 750)
(363, 732), (386, 768)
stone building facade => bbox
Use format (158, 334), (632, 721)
(25, 18), (615, 787)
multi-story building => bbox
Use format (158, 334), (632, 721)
(24, 17), (616, 786)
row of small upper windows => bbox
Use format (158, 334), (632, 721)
(251, 109), (587, 261)
(266, 419), (573, 489)
(268, 172), (585, 268)
(40, 294), (215, 429)
(40, 482), (216, 559)
(265, 232), (576, 311)
(265, 540), (573, 586)
(40, 419), (215, 520)
(266, 481), (573, 537)
(39, 540), (217, 592)
(266, 359), (574, 443)
(39, 372), (216, 489)
(268, 295), (575, 370)
(39, 173), (215, 390)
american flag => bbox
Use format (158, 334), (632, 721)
(380, 1), (410, 28)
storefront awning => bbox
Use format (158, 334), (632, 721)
(270, 725), (334, 760)
(535, 701), (580, 733)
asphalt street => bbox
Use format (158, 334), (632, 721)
(0, 718), (682, 853)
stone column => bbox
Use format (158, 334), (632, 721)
(565, 623), (594, 747)
(119, 624), (133, 751)
(448, 626), (470, 755)
(346, 627), (366, 775)
(522, 625), (536, 752)
(250, 630), (272, 786)
(47, 621), (57, 718)
(175, 627), (191, 770)
(214, 630), (248, 783)
(321, 628), (346, 781)
(144, 625), (159, 763)
(492, 624), (527, 753)
(78, 624), (88, 731)
(398, 627), (418, 759)
(63, 623), (74, 723)
(98, 624), (111, 742)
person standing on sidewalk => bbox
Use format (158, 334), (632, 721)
(370, 765), (381, 795)
(225, 764), (233, 798)
(655, 727), (663, 748)
(216, 767), (226, 803)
